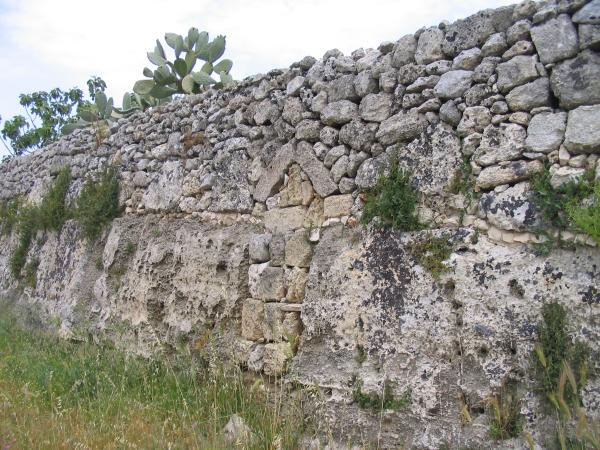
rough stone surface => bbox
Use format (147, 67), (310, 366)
(525, 112), (567, 153)
(375, 112), (428, 145)
(476, 159), (544, 189)
(474, 123), (526, 167)
(433, 70), (473, 98)
(530, 14), (580, 64)
(285, 231), (313, 268)
(479, 182), (538, 230)
(321, 100), (359, 126)
(359, 93), (392, 122)
(564, 105), (600, 153)
(415, 28), (445, 64)
(496, 55), (539, 93)
(550, 50), (600, 108)
(505, 77), (551, 111)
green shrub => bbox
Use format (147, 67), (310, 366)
(9, 205), (39, 277)
(75, 167), (120, 241)
(530, 167), (594, 230)
(352, 377), (411, 411)
(0, 197), (23, 236)
(38, 167), (71, 231)
(568, 182), (600, 245)
(409, 234), (453, 279)
(361, 163), (422, 231)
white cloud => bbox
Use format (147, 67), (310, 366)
(0, 0), (514, 155)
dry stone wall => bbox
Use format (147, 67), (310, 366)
(1, 0), (600, 448)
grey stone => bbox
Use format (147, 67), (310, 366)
(249, 263), (285, 300)
(356, 49), (380, 72)
(464, 83), (492, 106)
(294, 141), (338, 197)
(415, 27), (445, 64)
(330, 155), (349, 182)
(375, 111), (428, 145)
(285, 230), (313, 268)
(353, 70), (378, 97)
(452, 48), (483, 70)
(507, 19), (532, 44)
(141, 160), (183, 210)
(339, 120), (376, 151)
(426, 60), (453, 75)
(505, 77), (550, 111)
(433, 70), (474, 98)
(355, 153), (391, 189)
(462, 132), (482, 156)
(479, 182), (538, 231)
(530, 14), (579, 64)
(496, 55), (539, 93)
(320, 127), (339, 146)
(564, 105), (600, 153)
(476, 159), (544, 189)
(474, 123), (527, 166)
(254, 143), (294, 202)
(579, 24), (600, 49)
(439, 100), (462, 126)
(391, 34), (417, 67)
(550, 165), (587, 188)
(359, 93), (392, 122)
(249, 234), (272, 263)
(269, 234), (286, 266)
(286, 76), (305, 96)
(242, 299), (264, 341)
(551, 50), (600, 108)
(572, 0), (600, 23)
(502, 40), (536, 59)
(264, 206), (307, 233)
(406, 75), (440, 93)
(457, 106), (492, 137)
(324, 145), (348, 169)
(402, 93), (425, 109)
(441, 10), (496, 56)
(482, 32), (508, 56)
(295, 119), (322, 142)
(310, 91), (328, 113)
(254, 99), (280, 125)
(525, 112), (567, 153)
(347, 150), (369, 177)
(473, 56), (500, 83)
(328, 75), (359, 102)
(321, 100), (358, 126)
(282, 97), (305, 126)
(397, 63), (427, 84)
(378, 70), (397, 93)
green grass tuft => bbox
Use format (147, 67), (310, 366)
(409, 234), (453, 279)
(487, 388), (524, 440)
(352, 377), (411, 411)
(360, 163), (422, 231)
(568, 182), (600, 245)
(75, 167), (120, 241)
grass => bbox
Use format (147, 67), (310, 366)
(487, 388), (524, 440)
(409, 234), (453, 279)
(533, 302), (590, 407)
(530, 166), (598, 248)
(0, 197), (23, 236)
(360, 163), (422, 231)
(0, 312), (310, 449)
(75, 166), (120, 241)
(351, 377), (411, 412)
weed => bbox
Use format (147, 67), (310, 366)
(533, 302), (590, 406)
(23, 258), (39, 288)
(530, 166), (596, 247)
(352, 377), (411, 411)
(409, 234), (453, 279)
(487, 388), (524, 440)
(95, 256), (103, 271)
(123, 241), (137, 256)
(0, 312), (310, 449)
(38, 167), (72, 231)
(75, 166), (120, 241)
(355, 345), (367, 365)
(0, 197), (23, 236)
(361, 163), (422, 231)
(568, 182), (600, 245)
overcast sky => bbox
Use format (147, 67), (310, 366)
(0, 0), (515, 156)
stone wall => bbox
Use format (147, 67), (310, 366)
(1, 0), (600, 448)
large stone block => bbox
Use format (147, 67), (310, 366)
(564, 105), (600, 153)
(550, 50), (600, 109)
(242, 299), (264, 341)
(248, 263), (286, 300)
(476, 160), (543, 189)
(525, 112), (566, 153)
(323, 194), (354, 219)
(262, 342), (293, 377)
(286, 267), (309, 303)
(285, 230), (313, 268)
(505, 78), (550, 111)
(320, 100), (359, 126)
(375, 112), (428, 145)
(254, 143), (294, 202)
(496, 55), (538, 93)
(473, 123), (526, 167)
(433, 70), (474, 99)
(530, 14), (579, 64)
(264, 206), (307, 233)
(294, 142), (338, 197)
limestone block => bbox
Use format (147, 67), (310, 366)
(564, 105), (600, 153)
(242, 299), (264, 341)
(264, 206), (307, 233)
(285, 231), (313, 268)
(525, 112), (567, 153)
(249, 234), (272, 263)
(323, 194), (354, 219)
(476, 160), (544, 189)
(286, 267), (309, 303)
(530, 14), (579, 64)
(550, 50), (600, 109)
(262, 342), (293, 377)
(249, 263), (286, 300)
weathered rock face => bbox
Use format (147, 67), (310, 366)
(1, 1), (600, 448)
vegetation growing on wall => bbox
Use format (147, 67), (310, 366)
(530, 166), (599, 247)
(351, 377), (411, 412)
(409, 234), (453, 279)
(361, 163), (422, 231)
(5, 166), (120, 280)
